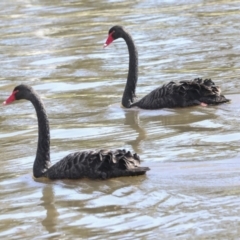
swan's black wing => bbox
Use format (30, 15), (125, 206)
(131, 78), (230, 109)
(43, 149), (149, 180)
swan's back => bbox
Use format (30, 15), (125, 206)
(43, 149), (149, 180)
(131, 78), (230, 109)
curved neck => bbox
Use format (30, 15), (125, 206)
(29, 92), (51, 177)
(121, 30), (138, 108)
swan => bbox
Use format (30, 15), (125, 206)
(3, 84), (150, 180)
(104, 25), (230, 109)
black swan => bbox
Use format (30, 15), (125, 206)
(3, 84), (150, 180)
(104, 25), (230, 109)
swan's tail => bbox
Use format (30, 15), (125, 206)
(96, 149), (150, 179)
(181, 78), (231, 105)
(107, 167), (150, 179)
(199, 95), (230, 105)
(126, 167), (150, 175)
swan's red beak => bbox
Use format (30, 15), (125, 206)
(3, 90), (18, 105)
(103, 31), (115, 48)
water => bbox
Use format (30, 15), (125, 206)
(1, 0), (240, 239)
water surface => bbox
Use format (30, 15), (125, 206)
(1, 0), (240, 239)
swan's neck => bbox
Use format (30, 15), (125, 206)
(30, 93), (51, 177)
(122, 31), (138, 108)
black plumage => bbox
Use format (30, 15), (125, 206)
(3, 84), (150, 180)
(131, 78), (229, 109)
(104, 25), (230, 109)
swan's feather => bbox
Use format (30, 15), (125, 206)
(131, 78), (230, 109)
(43, 149), (149, 180)
(4, 84), (150, 180)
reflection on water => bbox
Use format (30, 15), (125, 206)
(123, 110), (146, 154)
(1, 0), (240, 239)
(40, 185), (59, 235)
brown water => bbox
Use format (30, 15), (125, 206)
(1, 0), (240, 239)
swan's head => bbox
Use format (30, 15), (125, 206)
(3, 84), (34, 105)
(104, 25), (125, 48)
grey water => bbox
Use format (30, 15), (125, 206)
(1, 0), (240, 239)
